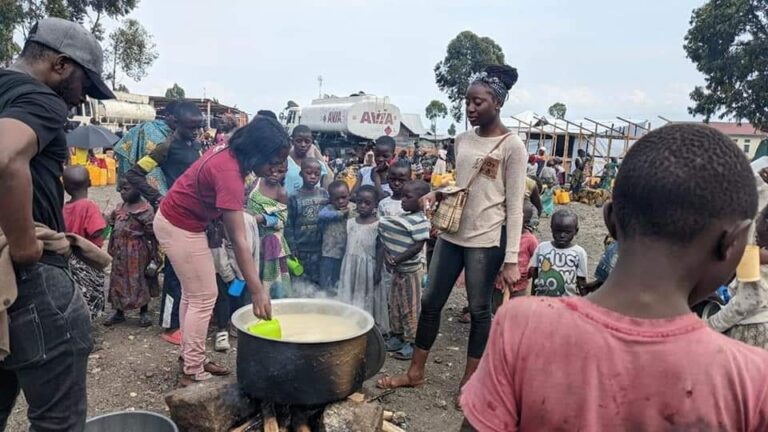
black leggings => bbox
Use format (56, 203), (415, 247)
(415, 232), (506, 359)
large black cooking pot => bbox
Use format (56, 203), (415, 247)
(232, 299), (385, 406)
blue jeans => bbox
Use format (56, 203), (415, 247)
(0, 262), (92, 431)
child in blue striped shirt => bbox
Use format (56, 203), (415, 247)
(377, 180), (432, 360)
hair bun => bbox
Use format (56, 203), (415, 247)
(483, 64), (518, 90)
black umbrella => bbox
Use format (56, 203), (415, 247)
(66, 124), (120, 149)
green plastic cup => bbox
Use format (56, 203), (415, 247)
(247, 319), (282, 340)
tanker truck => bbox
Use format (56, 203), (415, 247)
(68, 91), (156, 134)
(282, 94), (401, 153)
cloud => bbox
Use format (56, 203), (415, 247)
(623, 89), (652, 106)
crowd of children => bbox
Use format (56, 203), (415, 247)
(63, 118), (608, 364)
(63, 119), (768, 428)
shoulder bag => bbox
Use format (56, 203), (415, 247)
(431, 133), (512, 233)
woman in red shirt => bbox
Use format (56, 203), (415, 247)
(153, 116), (290, 386)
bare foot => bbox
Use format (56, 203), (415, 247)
(376, 372), (425, 389)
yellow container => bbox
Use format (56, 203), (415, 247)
(73, 148), (89, 165)
(431, 173), (443, 189)
(87, 165), (101, 186)
(555, 189), (571, 205)
(737, 245), (761, 282)
(441, 172), (454, 187)
(99, 168), (108, 186)
(105, 157), (117, 185)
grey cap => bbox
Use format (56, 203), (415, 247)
(27, 17), (115, 100)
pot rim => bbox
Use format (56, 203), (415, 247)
(232, 298), (375, 344)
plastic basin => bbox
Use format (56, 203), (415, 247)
(85, 411), (178, 432)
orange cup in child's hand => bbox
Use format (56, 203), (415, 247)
(737, 245), (761, 282)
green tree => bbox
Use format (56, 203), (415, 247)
(45, 0), (68, 18)
(0, 0), (142, 64)
(104, 18), (157, 90)
(435, 31), (505, 123)
(16, 0), (69, 37)
(425, 99), (448, 134)
(548, 102), (567, 119)
(165, 83), (186, 100)
(0, 0), (23, 66)
(684, 0), (768, 128)
(15, 0), (138, 40)
(448, 123), (456, 137)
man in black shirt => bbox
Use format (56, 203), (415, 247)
(125, 101), (203, 342)
(0, 18), (113, 431)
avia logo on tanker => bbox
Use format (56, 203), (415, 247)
(360, 112), (394, 125)
(323, 111), (344, 123)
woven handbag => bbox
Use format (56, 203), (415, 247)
(431, 133), (512, 233)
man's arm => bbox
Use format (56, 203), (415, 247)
(125, 140), (171, 207)
(0, 118), (43, 265)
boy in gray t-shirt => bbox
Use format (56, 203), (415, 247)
(530, 209), (588, 296)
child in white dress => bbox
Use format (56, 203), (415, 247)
(339, 185), (388, 330)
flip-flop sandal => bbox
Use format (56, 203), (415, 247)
(376, 373), (425, 390)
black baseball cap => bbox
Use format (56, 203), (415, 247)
(27, 17), (115, 100)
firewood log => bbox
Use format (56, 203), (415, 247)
(262, 402), (279, 432)
(382, 420), (406, 432)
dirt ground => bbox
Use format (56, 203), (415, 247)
(6, 186), (609, 432)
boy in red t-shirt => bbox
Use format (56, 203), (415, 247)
(63, 165), (106, 247)
(460, 124), (768, 431)
(63, 165), (108, 319)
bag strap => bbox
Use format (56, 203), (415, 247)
(465, 133), (513, 190)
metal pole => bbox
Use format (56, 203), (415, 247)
(608, 123), (613, 162)
(207, 100), (211, 129)
(617, 116), (649, 132)
(526, 121), (532, 151)
(564, 128), (571, 172)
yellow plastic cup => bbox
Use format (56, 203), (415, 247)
(737, 245), (761, 282)
(247, 319), (282, 340)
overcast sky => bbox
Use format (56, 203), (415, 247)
(102, 0), (706, 131)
